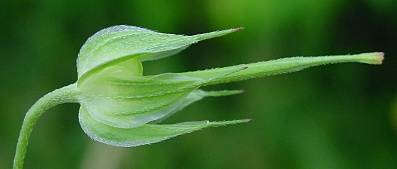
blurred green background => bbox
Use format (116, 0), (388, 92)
(1, 0), (396, 169)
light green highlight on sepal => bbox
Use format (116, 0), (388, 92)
(78, 66), (246, 128)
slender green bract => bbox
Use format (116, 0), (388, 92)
(12, 25), (383, 169)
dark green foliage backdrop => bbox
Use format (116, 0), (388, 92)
(0, 0), (396, 169)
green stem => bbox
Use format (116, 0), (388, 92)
(13, 83), (79, 169)
(181, 52), (384, 85)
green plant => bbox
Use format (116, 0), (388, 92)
(12, 25), (383, 169)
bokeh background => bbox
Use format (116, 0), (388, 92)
(1, 0), (396, 169)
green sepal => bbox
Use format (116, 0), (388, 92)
(79, 107), (249, 147)
(179, 52), (384, 86)
(77, 25), (240, 82)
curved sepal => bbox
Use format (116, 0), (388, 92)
(79, 107), (249, 147)
(77, 25), (240, 80)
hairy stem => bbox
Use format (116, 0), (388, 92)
(181, 52), (384, 85)
(13, 83), (79, 169)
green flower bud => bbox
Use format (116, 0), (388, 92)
(75, 25), (383, 147)
(76, 25), (249, 147)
